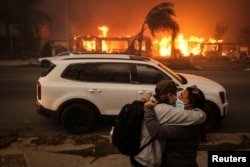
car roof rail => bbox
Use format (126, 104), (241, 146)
(60, 54), (151, 62)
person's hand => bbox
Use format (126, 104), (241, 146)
(140, 94), (152, 103)
(144, 100), (158, 107)
(167, 93), (177, 104)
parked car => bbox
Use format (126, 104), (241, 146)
(38, 51), (95, 68)
(36, 54), (228, 134)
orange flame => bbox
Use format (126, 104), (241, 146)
(74, 26), (224, 57)
(98, 26), (109, 37)
(153, 34), (223, 57)
(82, 38), (96, 52)
(176, 34), (188, 57)
(208, 38), (223, 52)
(98, 26), (110, 52)
(187, 36), (205, 56)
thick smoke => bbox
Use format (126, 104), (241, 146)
(39, 0), (250, 42)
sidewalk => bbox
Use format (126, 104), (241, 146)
(0, 151), (209, 167)
(0, 59), (39, 66)
(0, 133), (250, 167)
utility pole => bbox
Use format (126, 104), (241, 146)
(65, 0), (70, 52)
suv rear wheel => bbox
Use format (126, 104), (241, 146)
(61, 103), (96, 134)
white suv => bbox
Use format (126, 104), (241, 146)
(36, 54), (228, 134)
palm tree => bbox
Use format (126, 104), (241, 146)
(130, 2), (179, 57)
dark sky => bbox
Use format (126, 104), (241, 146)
(37, 0), (250, 42)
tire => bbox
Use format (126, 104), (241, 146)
(61, 103), (96, 134)
(203, 102), (220, 132)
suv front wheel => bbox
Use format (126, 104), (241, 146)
(61, 103), (96, 134)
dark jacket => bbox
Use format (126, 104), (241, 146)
(144, 106), (202, 167)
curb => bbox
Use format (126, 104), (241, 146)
(0, 59), (39, 66)
(1, 133), (250, 155)
(0, 133), (249, 167)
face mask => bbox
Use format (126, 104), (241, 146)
(175, 98), (185, 110)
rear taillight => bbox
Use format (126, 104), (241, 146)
(37, 82), (41, 100)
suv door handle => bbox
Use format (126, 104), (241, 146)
(137, 90), (152, 95)
(88, 89), (102, 93)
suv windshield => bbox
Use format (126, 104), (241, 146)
(158, 63), (186, 84)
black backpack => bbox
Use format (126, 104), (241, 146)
(112, 100), (151, 156)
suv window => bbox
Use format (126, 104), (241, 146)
(62, 63), (131, 83)
(40, 64), (56, 77)
(136, 64), (171, 84)
(61, 63), (82, 80)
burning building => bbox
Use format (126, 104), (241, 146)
(71, 25), (232, 59)
(71, 25), (152, 56)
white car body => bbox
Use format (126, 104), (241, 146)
(36, 54), (228, 133)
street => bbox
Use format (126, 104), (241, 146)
(0, 66), (250, 137)
(180, 70), (250, 132)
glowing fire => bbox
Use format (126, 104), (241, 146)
(82, 39), (96, 52)
(187, 36), (205, 56)
(158, 37), (170, 57)
(98, 26), (110, 52)
(208, 38), (223, 52)
(98, 26), (109, 37)
(73, 25), (224, 58)
(208, 38), (223, 43)
(153, 34), (222, 57)
(176, 34), (188, 57)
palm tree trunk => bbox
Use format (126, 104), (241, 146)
(138, 22), (146, 56)
(5, 23), (14, 56)
(171, 32), (177, 59)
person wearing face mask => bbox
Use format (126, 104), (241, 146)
(130, 80), (206, 167)
(144, 86), (207, 167)
(175, 97), (185, 109)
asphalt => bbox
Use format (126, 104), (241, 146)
(0, 59), (250, 166)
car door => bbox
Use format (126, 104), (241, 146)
(133, 63), (173, 100)
(83, 62), (137, 115)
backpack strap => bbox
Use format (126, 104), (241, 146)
(130, 139), (154, 167)
(138, 138), (154, 153)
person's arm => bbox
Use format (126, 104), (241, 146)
(144, 106), (196, 139)
(155, 105), (206, 125)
